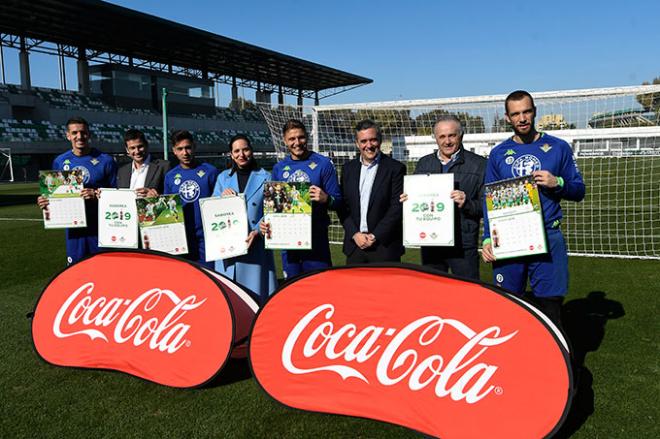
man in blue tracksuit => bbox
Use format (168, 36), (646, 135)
(164, 130), (219, 268)
(481, 90), (585, 324)
(37, 117), (117, 265)
(261, 119), (342, 279)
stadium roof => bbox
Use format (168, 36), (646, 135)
(0, 0), (372, 95)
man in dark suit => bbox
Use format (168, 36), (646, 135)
(117, 129), (170, 196)
(340, 119), (406, 264)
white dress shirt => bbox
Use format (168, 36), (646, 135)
(359, 153), (380, 232)
(129, 155), (151, 190)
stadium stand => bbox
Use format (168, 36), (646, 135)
(0, 85), (272, 144)
(588, 109), (656, 128)
(0, 118), (272, 148)
(0, 84), (275, 181)
(0, 0), (373, 182)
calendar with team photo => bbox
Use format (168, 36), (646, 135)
(485, 175), (547, 260)
(39, 170), (87, 229)
(136, 194), (188, 255)
(263, 181), (312, 250)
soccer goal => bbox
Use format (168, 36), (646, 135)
(0, 148), (15, 182)
(258, 85), (660, 260)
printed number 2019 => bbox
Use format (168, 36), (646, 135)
(411, 202), (444, 212)
(105, 211), (131, 220)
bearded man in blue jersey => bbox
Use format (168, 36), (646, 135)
(37, 117), (117, 265)
(481, 90), (585, 324)
(260, 119), (342, 279)
(164, 130), (219, 268)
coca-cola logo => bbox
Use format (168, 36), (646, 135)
(250, 266), (573, 438)
(52, 283), (207, 353)
(32, 251), (258, 388)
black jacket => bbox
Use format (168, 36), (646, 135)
(117, 158), (170, 194)
(339, 153), (406, 259)
(414, 148), (486, 249)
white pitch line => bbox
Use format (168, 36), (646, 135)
(0, 217), (42, 221)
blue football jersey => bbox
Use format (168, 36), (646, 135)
(52, 148), (117, 229)
(52, 148), (117, 189)
(164, 162), (219, 238)
(483, 133), (585, 241)
(51, 148), (117, 264)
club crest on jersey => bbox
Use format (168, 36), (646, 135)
(287, 169), (311, 183)
(72, 166), (91, 184)
(179, 180), (201, 202)
(540, 144), (552, 153)
(174, 173), (182, 185)
(511, 154), (541, 177)
(505, 156), (515, 165)
(282, 171), (290, 179)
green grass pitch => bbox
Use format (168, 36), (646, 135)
(0, 184), (658, 438)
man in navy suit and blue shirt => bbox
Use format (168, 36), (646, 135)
(339, 119), (406, 264)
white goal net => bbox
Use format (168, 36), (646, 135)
(258, 85), (660, 260)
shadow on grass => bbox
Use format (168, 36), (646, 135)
(203, 357), (253, 388)
(0, 194), (37, 206)
(552, 291), (625, 438)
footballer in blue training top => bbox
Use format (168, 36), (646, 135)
(263, 119), (342, 278)
(481, 91), (585, 325)
(164, 130), (219, 268)
(38, 117), (117, 265)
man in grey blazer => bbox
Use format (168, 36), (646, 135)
(117, 129), (170, 197)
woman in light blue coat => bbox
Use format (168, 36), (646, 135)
(213, 134), (277, 304)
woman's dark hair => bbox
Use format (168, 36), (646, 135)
(229, 134), (258, 175)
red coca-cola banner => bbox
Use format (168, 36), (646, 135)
(250, 266), (573, 438)
(32, 251), (258, 388)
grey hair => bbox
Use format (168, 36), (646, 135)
(432, 114), (464, 136)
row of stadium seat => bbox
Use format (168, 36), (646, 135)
(33, 87), (113, 112)
(191, 107), (264, 122)
(0, 84), (266, 122)
(0, 119), (273, 148)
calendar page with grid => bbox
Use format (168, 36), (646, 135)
(263, 181), (312, 250)
(484, 175), (548, 259)
(136, 195), (188, 255)
(485, 175), (547, 260)
(40, 170), (87, 229)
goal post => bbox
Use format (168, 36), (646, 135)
(0, 148), (14, 182)
(258, 85), (660, 260)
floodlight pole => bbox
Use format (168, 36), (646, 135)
(161, 88), (168, 160)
